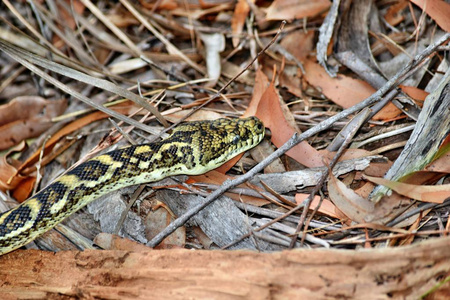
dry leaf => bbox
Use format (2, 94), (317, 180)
(249, 71), (323, 167)
(231, 0), (251, 48)
(328, 174), (375, 223)
(266, 0), (331, 21)
(94, 233), (153, 252)
(399, 85), (429, 105)
(243, 69), (269, 118)
(0, 96), (67, 150)
(364, 175), (450, 203)
(145, 203), (186, 249)
(295, 194), (339, 218)
(280, 30), (315, 62)
(411, 0), (450, 32)
(426, 151), (450, 173)
(303, 59), (376, 108)
(0, 141), (28, 192)
(384, 0), (408, 26)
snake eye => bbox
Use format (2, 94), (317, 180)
(256, 123), (263, 131)
(232, 135), (241, 145)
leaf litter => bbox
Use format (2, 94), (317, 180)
(0, 0), (449, 260)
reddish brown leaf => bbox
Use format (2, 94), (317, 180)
(295, 194), (339, 218)
(411, 0), (450, 32)
(266, 0), (331, 21)
(245, 69), (323, 167)
(231, 0), (251, 48)
(364, 175), (450, 203)
(328, 174), (375, 223)
(303, 59), (376, 109)
(253, 78), (324, 167)
(0, 96), (67, 150)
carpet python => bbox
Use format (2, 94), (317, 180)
(0, 117), (265, 256)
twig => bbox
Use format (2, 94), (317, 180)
(148, 21), (287, 142)
(0, 39), (168, 132)
(288, 108), (372, 249)
(147, 32), (450, 248)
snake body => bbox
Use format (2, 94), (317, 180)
(0, 117), (264, 255)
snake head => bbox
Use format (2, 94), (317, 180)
(224, 116), (265, 149)
(203, 116), (265, 169)
(168, 116), (265, 172)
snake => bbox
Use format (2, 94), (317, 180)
(0, 117), (264, 256)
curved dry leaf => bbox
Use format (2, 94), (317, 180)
(145, 204), (186, 249)
(295, 194), (339, 218)
(384, 1), (408, 26)
(265, 0), (331, 21)
(411, 0), (450, 32)
(303, 59), (376, 109)
(16, 103), (136, 175)
(0, 97), (67, 150)
(372, 102), (403, 121)
(243, 69), (269, 117)
(280, 30), (315, 62)
(231, 0), (251, 48)
(364, 175), (450, 204)
(0, 141), (28, 192)
(400, 85), (428, 105)
(249, 72), (323, 167)
(328, 174), (375, 224)
(372, 84), (429, 121)
(0, 96), (47, 126)
(11, 176), (36, 203)
(426, 151), (450, 173)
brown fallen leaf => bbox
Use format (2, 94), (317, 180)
(411, 0), (450, 32)
(145, 201), (186, 249)
(295, 194), (339, 219)
(16, 101), (137, 176)
(280, 30), (315, 63)
(243, 69), (269, 118)
(0, 96), (67, 150)
(384, 1), (408, 26)
(231, 0), (251, 48)
(0, 141), (28, 192)
(399, 85), (428, 106)
(303, 59), (376, 109)
(248, 70), (323, 167)
(426, 151), (450, 173)
(265, 0), (331, 21)
(364, 175), (450, 204)
(328, 174), (375, 224)
(94, 233), (153, 252)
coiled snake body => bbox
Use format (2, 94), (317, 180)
(0, 117), (264, 255)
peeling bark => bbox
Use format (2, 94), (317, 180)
(0, 237), (449, 299)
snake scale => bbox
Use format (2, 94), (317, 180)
(0, 117), (264, 256)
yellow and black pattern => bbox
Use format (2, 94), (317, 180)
(0, 117), (265, 255)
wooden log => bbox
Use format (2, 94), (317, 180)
(0, 237), (449, 299)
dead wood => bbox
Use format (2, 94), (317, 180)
(0, 237), (449, 299)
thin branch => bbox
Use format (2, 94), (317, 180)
(148, 21), (287, 142)
(147, 32), (450, 248)
(288, 108), (372, 249)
